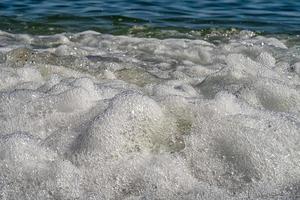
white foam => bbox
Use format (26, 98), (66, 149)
(0, 30), (299, 199)
(77, 91), (172, 158)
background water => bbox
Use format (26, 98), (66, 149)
(0, 0), (300, 35)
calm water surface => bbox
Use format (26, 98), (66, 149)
(0, 0), (300, 35)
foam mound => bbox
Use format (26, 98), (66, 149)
(0, 30), (299, 199)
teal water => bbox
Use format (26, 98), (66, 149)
(0, 0), (300, 35)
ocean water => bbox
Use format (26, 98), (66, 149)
(0, 1), (300, 200)
(0, 0), (300, 35)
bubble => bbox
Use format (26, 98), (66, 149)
(0, 31), (299, 199)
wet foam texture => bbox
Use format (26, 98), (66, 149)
(0, 30), (299, 199)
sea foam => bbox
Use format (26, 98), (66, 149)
(0, 30), (299, 199)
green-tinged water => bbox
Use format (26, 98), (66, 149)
(1, 0), (300, 36)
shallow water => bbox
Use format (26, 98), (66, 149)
(1, 0), (300, 34)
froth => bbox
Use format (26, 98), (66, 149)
(0, 30), (299, 199)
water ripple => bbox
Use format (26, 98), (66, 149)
(0, 0), (300, 34)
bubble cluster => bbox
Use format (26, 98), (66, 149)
(0, 30), (299, 199)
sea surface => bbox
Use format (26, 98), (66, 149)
(0, 1), (300, 200)
(0, 0), (300, 35)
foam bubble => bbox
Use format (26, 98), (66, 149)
(0, 30), (299, 199)
(0, 133), (82, 199)
(76, 91), (173, 158)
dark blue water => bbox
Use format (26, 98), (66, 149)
(1, 0), (300, 35)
